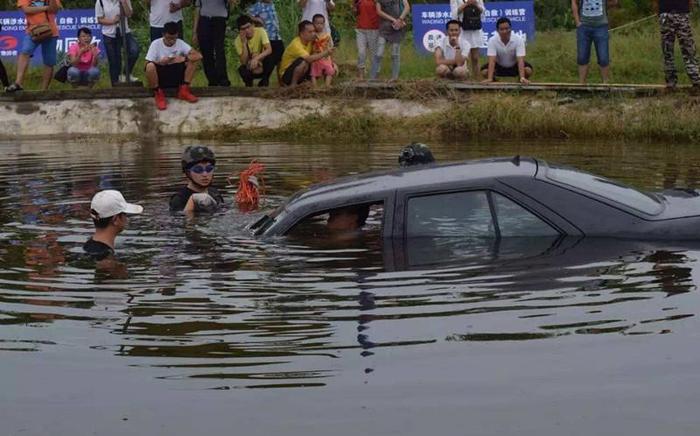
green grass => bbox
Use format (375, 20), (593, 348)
(6, 14), (696, 90)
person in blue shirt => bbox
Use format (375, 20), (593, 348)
(247, 0), (284, 85)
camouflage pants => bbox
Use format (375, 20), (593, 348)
(660, 13), (700, 86)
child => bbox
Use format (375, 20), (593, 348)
(310, 13), (336, 86)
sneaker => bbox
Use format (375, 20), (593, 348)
(129, 75), (139, 83)
(118, 74), (126, 83)
(5, 83), (23, 93)
(176, 84), (198, 103)
(154, 88), (167, 110)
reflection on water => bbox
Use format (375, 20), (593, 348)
(3, 139), (700, 433)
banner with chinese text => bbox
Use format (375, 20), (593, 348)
(412, 2), (535, 54)
(0, 9), (102, 64)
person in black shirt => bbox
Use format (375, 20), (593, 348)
(83, 189), (144, 260)
(169, 145), (225, 213)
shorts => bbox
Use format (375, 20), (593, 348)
(311, 58), (335, 78)
(19, 35), (58, 66)
(459, 29), (484, 50)
(576, 24), (610, 67)
(148, 62), (186, 88)
(480, 61), (534, 77)
(281, 57), (311, 86)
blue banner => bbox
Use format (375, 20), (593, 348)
(412, 2), (535, 54)
(0, 9), (103, 65)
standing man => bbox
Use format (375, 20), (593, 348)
(145, 21), (201, 110)
(96, 0), (141, 85)
(279, 20), (333, 87)
(248, 0), (284, 81)
(653, 0), (700, 90)
(481, 17), (532, 84)
(193, 0), (232, 87)
(572, 0), (609, 84)
(234, 14), (272, 87)
(146, 0), (190, 42)
(435, 20), (469, 80)
(6, 0), (61, 92)
(84, 190), (143, 260)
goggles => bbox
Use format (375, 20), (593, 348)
(189, 164), (215, 174)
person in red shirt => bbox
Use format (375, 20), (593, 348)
(5, 0), (61, 92)
(353, 0), (379, 80)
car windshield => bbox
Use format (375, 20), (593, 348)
(545, 164), (663, 215)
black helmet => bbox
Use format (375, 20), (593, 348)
(399, 143), (435, 167)
(181, 145), (215, 171)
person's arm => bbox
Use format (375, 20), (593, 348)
(434, 46), (445, 66)
(19, 0), (51, 15)
(517, 57), (528, 84)
(91, 46), (100, 66)
(145, 0), (150, 8)
(398, 0), (410, 21)
(454, 45), (465, 67)
(651, 0), (658, 13)
(326, 0), (335, 12)
(376, 1), (396, 22)
(121, 0), (133, 17)
(68, 46), (81, 65)
(256, 43), (272, 61)
(571, 0), (581, 26)
(482, 56), (496, 82)
(303, 46), (334, 63)
(298, 0), (308, 7)
(238, 35), (251, 64)
(192, 7), (199, 46)
(48, 0), (60, 13)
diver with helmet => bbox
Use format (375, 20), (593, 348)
(169, 145), (225, 213)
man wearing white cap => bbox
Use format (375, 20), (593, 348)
(84, 189), (143, 260)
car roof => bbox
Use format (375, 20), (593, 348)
(284, 156), (539, 212)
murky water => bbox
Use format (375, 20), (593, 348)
(2, 138), (700, 436)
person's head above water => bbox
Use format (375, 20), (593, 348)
(85, 190), (143, 256)
(181, 145), (216, 191)
(327, 205), (370, 232)
(398, 143), (436, 167)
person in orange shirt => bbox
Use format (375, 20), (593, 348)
(6, 0), (62, 92)
(310, 14), (336, 86)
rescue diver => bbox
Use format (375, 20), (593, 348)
(170, 145), (225, 213)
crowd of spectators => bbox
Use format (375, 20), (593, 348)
(2, 0), (700, 100)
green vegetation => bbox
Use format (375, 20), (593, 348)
(2, 0), (690, 88)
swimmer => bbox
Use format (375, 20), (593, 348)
(170, 145), (225, 214)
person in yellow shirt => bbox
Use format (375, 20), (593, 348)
(279, 20), (334, 87)
(234, 15), (273, 86)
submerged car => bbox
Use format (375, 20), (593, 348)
(251, 157), (700, 241)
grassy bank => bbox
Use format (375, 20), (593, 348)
(202, 92), (700, 144)
(4, 12), (697, 89)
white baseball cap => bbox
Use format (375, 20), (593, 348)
(90, 190), (144, 220)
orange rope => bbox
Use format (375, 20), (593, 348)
(231, 160), (265, 211)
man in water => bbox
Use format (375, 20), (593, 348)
(170, 145), (224, 214)
(84, 189), (143, 260)
(327, 204), (370, 233)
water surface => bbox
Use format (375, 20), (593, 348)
(2, 139), (700, 436)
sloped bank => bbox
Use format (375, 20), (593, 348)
(1, 84), (699, 142)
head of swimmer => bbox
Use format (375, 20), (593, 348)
(182, 146), (216, 190)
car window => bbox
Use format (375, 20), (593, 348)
(406, 191), (495, 238)
(546, 165), (663, 215)
(492, 193), (559, 237)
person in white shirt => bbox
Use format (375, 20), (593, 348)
(481, 17), (532, 84)
(435, 20), (469, 80)
(146, 0), (191, 41)
(298, 0), (334, 34)
(95, 0), (140, 85)
(451, 0), (484, 81)
(145, 21), (202, 110)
